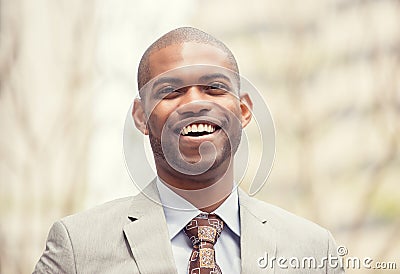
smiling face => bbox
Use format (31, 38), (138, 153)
(133, 42), (252, 187)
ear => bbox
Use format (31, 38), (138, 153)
(239, 93), (253, 128)
(132, 98), (149, 135)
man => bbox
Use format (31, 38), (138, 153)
(34, 27), (344, 273)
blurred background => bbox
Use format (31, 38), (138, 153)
(0, 0), (399, 273)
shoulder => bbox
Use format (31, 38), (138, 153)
(239, 191), (344, 272)
(58, 181), (160, 235)
(60, 196), (135, 230)
(53, 196), (139, 261)
(239, 190), (330, 239)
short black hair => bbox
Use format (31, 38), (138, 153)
(137, 27), (239, 91)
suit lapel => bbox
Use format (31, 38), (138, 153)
(123, 181), (178, 274)
(122, 182), (277, 273)
(239, 189), (276, 274)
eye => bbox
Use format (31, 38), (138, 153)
(204, 82), (230, 94)
(157, 86), (182, 99)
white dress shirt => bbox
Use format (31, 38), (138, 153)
(156, 178), (241, 274)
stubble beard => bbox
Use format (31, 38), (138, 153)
(148, 127), (242, 179)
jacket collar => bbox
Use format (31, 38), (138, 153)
(123, 180), (178, 274)
(239, 188), (277, 274)
(123, 180), (276, 274)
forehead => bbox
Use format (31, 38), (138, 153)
(148, 42), (235, 80)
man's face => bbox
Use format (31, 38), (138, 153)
(136, 42), (251, 178)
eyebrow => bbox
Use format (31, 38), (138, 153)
(198, 73), (233, 84)
(152, 73), (233, 87)
(151, 77), (184, 89)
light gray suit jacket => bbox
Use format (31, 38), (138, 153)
(34, 182), (344, 273)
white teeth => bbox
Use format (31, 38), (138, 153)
(180, 123), (217, 136)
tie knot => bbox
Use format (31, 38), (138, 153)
(184, 213), (224, 246)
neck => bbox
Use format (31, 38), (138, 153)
(157, 159), (235, 213)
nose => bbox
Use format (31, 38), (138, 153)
(177, 86), (211, 115)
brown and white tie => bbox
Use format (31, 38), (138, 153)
(183, 213), (224, 274)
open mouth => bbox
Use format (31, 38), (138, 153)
(180, 123), (220, 137)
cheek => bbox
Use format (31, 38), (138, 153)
(147, 103), (174, 135)
(221, 99), (241, 117)
(223, 101), (243, 131)
(147, 115), (164, 136)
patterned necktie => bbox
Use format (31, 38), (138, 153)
(183, 213), (224, 274)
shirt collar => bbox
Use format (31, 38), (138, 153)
(156, 177), (240, 240)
